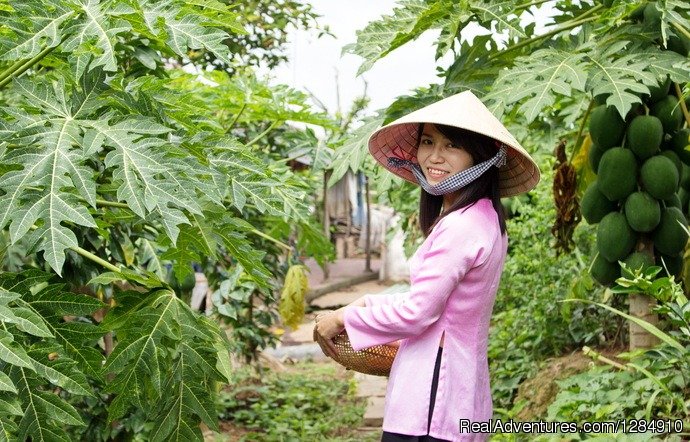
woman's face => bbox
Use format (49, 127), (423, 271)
(416, 123), (474, 185)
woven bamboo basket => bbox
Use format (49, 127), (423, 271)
(313, 328), (398, 377)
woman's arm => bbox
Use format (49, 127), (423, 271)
(340, 212), (492, 351)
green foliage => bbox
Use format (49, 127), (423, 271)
(216, 362), (367, 441)
(0, 270), (103, 441)
(552, 272), (690, 427)
(0, 0), (336, 438)
(488, 162), (624, 410)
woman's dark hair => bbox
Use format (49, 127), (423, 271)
(417, 123), (506, 237)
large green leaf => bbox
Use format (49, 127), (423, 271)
(328, 115), (385, 186)
(0, 0), (73, 61)
(485, 49), (588, 123)
(61, 0), (133, 79)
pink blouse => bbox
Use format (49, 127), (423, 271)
(342, 198), (508, 441)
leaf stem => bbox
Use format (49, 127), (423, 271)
(250, 228), (291, 251)
(71, 245), (121, 273)
(571, 99), (595, 163)
(515, 0), (552, 10)
(228, 102), (247, 130)
(673, 82), (690, 127)
(0, 59), (29, 84)
(488, 7), (602, 61)
(246, 120), (281, 147)
(0, 44), (58, 89)
(582, 346), (629, 370)
(95, 198), (130, 209)
(671, 21), (690, 41)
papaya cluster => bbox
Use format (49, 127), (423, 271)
(582, 80), (690, 286)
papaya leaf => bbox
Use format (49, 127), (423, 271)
(0, 330), (34, 370)
(0, 0), (73, 61)
(0, 372), (16, 394)
(343, 0), (430, 76)
(587, 47), (659, 118)
(61, 0), (133, 79)
(328, 115), (385, 186)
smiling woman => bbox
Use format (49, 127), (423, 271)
(314, 91), (540, 441)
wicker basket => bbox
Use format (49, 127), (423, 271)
(313, 328), (398, 377)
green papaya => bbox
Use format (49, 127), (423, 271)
(679, 188), (689, 211)
(664, 193), (682, 209)
(597, 212), (637, 263)
(640, 155), (680, 200)
(645, 77), (671, 104)
(656, 253), (684, 277)
(582, 181), (618, 224)
(670, 128), (690, 164)
(589, 105), (626, 150)
(624, 191), (661, 232)
(588, 142), (606, 172)
(622, 251), (655, 277)
(626, 115), (663, 160)
(591, 253), (620, 285)
(598, 147), (638, 201)
(652, 206), (689, 256)
(682, 163), (690, 190)
(651, 95), (683, 134)
(660, 150), (683, 177)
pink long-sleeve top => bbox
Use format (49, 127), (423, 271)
(342, 198), (508, 441)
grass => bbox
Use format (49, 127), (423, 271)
(212, 358), (381, 441)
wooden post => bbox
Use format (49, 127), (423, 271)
(365, 175), (372, 272)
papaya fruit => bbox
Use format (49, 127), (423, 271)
(624, 191), (661, 232)
(651, 95), (683, 134)
(660, 150), (683, 177)
(598, 147), (638, 201)
(626, 115), (663, 160)
(640, 155), (679, 200)
(679, 187), (689, 212)
(589, 105), (626, 150)
(664, 193), (682, 209)
(682, 163), (690, 190)
(597, 212), (637, 263)
(588, 142), (606, 172)
(652, 206), (689, 256)
(670, 128), (690, 164)
(622, 251), (655, 277)
(591, 253), (620, 285)
(582, 181), (618, 224)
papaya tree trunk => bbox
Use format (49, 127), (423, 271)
(628, 293), (660, 349)
(629, 238), (660, 350)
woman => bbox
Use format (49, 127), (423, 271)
(314, 91), (539, 441)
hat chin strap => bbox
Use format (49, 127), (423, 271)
(387, 147), (507, 196)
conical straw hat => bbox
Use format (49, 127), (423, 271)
(368, 91), (540, 197)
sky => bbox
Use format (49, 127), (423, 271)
(259, 0), (456, 116)
(259, 1), (556, 118)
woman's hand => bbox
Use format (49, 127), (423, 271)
(314, 308), (345, 358)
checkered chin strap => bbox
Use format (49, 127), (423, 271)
(387, 146), (507, 196)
